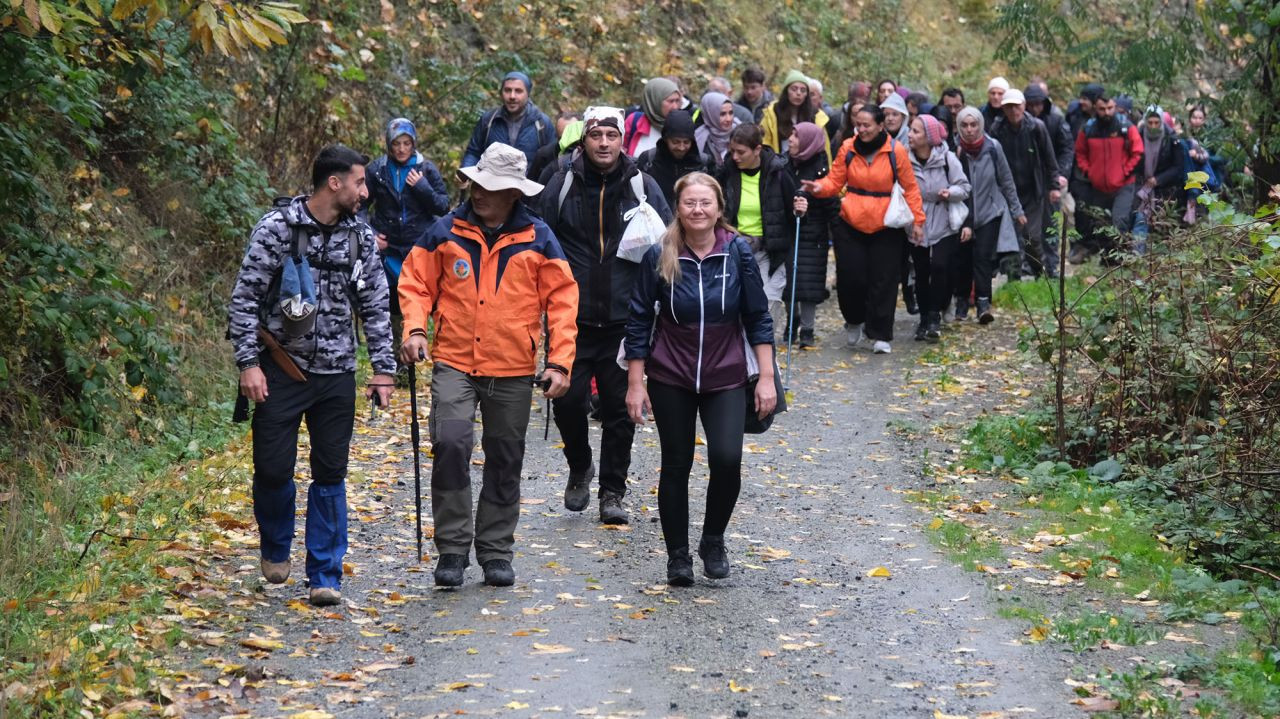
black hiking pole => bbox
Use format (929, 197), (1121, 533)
(785, 203), (803, 389)
(408, 349), (424, 563)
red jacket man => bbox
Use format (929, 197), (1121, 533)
(1072, 96), (1144, 262)
(1075, 96), (1143, 195)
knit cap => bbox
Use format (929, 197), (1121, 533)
(780, 69), (809, 93)
(662, 109), (696, 140)
(987, 76), (1010, 92)
(919, 114), (948, 147)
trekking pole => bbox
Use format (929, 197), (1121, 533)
(408, 349), (424, 563)
(785, 203), (803, 388)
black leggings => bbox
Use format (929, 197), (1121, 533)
(648, 380), (746, 553)
(911, 234), (958, 316)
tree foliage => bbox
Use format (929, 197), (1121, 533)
(991, 0), (1280, 205)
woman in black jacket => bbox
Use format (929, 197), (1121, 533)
(719, 124), (806, 341)
(635, 110), (708, 208)
(784, 122), (836, 346)
(624, 173), (776, 586)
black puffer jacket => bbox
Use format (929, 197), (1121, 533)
(541, 152), (673, 328)
(720, 147), (799, 271)
(787, 151), (836, 303)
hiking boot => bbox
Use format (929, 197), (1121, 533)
(482, 559), (515, 587)
(798, 328), (816, 348)
(308, 586), (341, 606)
(913, 321), (927, 342)
(563, 463), (594, 512)
(977, 299), (994, 325)
(953, 298), (970, 322)
(261, 558), (290, 584)
(845, 323), (864, 349)
(924, 314), (942, 343)
(599, 492), (629, 525)
(433, 553), (468, 587)
(697, 535), (730, 579)
(1067, 245), (1090, 265)
(666, 547), (695, 587)
(872, 340), (892, 355)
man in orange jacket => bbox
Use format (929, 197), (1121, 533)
(399, 143), (578, 588)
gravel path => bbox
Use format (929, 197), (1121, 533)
(190, 306), (1083, 719)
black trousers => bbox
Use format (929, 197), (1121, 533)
(552, 324), (634, 496)
(648, 380), (746, 553)
(951, 218), (1001, 302)
(832, 222), (906, 341)
(250, 357), (355, 587)
(911, 234), (958, 316)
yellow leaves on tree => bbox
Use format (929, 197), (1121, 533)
(9, 1), (308, 60)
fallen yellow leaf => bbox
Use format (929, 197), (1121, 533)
(867, 566), (892, 578)
(728, 679), (752, 693)
(239, 636), (284, 651)
(530, 642), (573, 655)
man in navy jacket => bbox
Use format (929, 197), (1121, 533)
(462, 71), (556, 167)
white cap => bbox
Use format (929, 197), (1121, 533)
(987, 76), (1010, 92)
(1001, 88), (1025, 106)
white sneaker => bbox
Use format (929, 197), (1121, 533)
(872, 340), (892, 354)
(845, 323), (864, 348)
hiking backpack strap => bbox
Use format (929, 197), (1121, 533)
(556, 171), (575, 218)
(483, 109), (499, 146)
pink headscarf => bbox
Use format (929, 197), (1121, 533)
(919, 114), (948, 148)
(791, 122), (827, 162)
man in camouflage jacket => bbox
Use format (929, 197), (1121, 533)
(228, 145), (396, 606)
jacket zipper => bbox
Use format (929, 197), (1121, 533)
(695, 261), (705, 393)
(597, 183), (606, 262)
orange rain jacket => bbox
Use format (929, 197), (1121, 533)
(811, 135), (926, 234)
(398, 202), (578, 378)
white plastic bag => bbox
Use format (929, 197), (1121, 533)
(882, 139), (915, 229)
(947, 199), (969, 232)
(617, 174), (667, 263)
(883, 182), (915, 229)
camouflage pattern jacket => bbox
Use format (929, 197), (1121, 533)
(228, 195), (396, 375)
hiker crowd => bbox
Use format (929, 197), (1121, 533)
(230, 66), (1229, 602)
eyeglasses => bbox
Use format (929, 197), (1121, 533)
(680, 200), (715, 211)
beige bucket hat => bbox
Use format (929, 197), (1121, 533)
(459, 142), (544, 196)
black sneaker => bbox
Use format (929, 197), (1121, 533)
(913, 321), (927, 342)
(433, 553), (468, 587)
(599, 491), (629, 525)
(798, 328), (816, 348)
(563, 463), (594, 512)
(697, 535), (730, 579)
(953, 298), (970, 322)
(482, 559), (515, 587)
(924, 314), (942, 343)
(977, 299), (994, 325)
(666, 547), (694, 587)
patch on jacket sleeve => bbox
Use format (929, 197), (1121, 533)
(452, 258), (472, 279)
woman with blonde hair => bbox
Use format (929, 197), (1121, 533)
(624, 172), (776, 586)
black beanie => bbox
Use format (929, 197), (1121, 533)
(662, 110), (696, 140)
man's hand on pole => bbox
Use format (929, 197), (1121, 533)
(540, 368), (570, 399)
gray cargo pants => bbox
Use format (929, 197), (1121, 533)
(429, 363), (533, 564)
